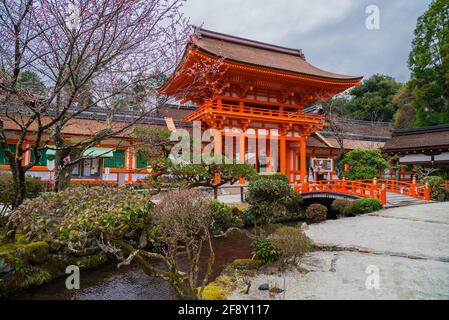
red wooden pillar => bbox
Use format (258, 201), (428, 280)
(214, 129), (222, 163)
(300, 136), (308, 192)
(280, 135), (286, 175)
(266, 131), (271, 173)
(238, 134), (246, 163)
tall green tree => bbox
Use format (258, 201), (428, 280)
(343, 74), (402, 122)
(341, 148), (389, 180)
(408, 0), (449, 126)
(391, 84), (416, 129)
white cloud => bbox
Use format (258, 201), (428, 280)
(180, 0), (433, 82)
(182, 0), (353, 44)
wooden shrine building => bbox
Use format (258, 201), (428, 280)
(383, 124), (449, 167)
(159, 28), (363, 186)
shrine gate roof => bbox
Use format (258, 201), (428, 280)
(193, 28), (363, 82)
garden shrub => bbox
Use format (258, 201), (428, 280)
(280, 191), (304, 214)
(331, 199), (352, 218)
(244, 178), (304, 229)
(8, 186), (151, 253)
(424, 176), (449, 201)
(251, 173), (289, 184)
(305, 204), (327, 223)
(244, 202), (273, 229)
(246, 178), (292, 204)
(345, 198), (382, 215)
(268, 226), (312, 267)
(0, 173), (46, 206)
(209, 200), (243, 234)
(242, 210), (256, 227)
(0, 174), (46, 226)
(425, 176), (444, 187)
(134, 189), (217, 299)
(341, 148), (389, 180)
(251, 237), (279, 264)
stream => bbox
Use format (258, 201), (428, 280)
(11, 232), (253, 300)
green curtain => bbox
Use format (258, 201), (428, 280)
(297, 155), (311, 171)
(103, 150), (125, 168)
(0, 144), (17, 165)
(30, 147), (50, 166)
(136, 152), (147, 169)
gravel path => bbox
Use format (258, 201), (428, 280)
(229, 202), (449, 300)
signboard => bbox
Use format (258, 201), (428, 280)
(311, 158), (333, 173)
(46, 160), (55, 171)
(164, 117), (176, 132)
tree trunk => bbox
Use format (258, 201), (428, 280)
(12, 167), (26, 208)
(53, 130), (81, 192)
(2, 163), (26, 243)
(213, 188), (218, 200)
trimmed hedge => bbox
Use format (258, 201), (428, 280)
(209, 200), (243, 234)
(305, 204), (327, 223)
(250, 173), (289, 184)
(0, 173), (46, 207)
(251, 226), (312, 266)
(345, 198), (382, 215)
(244, 177), (303, 228)
(424, 176), (449, 201)
(331, 199), (352, 218)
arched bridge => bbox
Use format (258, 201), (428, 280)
(294, 178), (431, 207)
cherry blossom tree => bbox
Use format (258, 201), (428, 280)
(0, 0), (190, 242)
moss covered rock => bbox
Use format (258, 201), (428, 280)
(230, 259), (261, 270)
(202, 283), (227, 300)
(0, 240), (109, 298)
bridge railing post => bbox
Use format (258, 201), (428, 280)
(411, 177), (417, 197)
(302, 178), (309, 193)
(381, 184), (387, 206)
(371, 177), (377, 197)
(294, 182), (300, 193)
(424, 182), (430, 201)
(342, 178), (346, 192)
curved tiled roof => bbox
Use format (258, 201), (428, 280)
(194, 28), (363, 82)
(383, 124), (449, 152)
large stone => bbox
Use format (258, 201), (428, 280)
(26, 242), (49, 265)
(0, 256), (13, 274)
(305, 202), (449, 261)
(258, 283), (269, 291)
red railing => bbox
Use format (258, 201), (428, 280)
(295, 178), (430, 206)
(184, 102), (325, 124)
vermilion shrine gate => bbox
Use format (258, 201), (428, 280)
(160, 28), (430, 205)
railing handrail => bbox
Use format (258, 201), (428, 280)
(184, 101), (325, 123)
(296, 178), (431, 204)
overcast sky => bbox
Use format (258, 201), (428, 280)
(181, 0), (432, 83)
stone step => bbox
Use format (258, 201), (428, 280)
(385, 191), (430, 208)
(386, 199), (429, 208)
